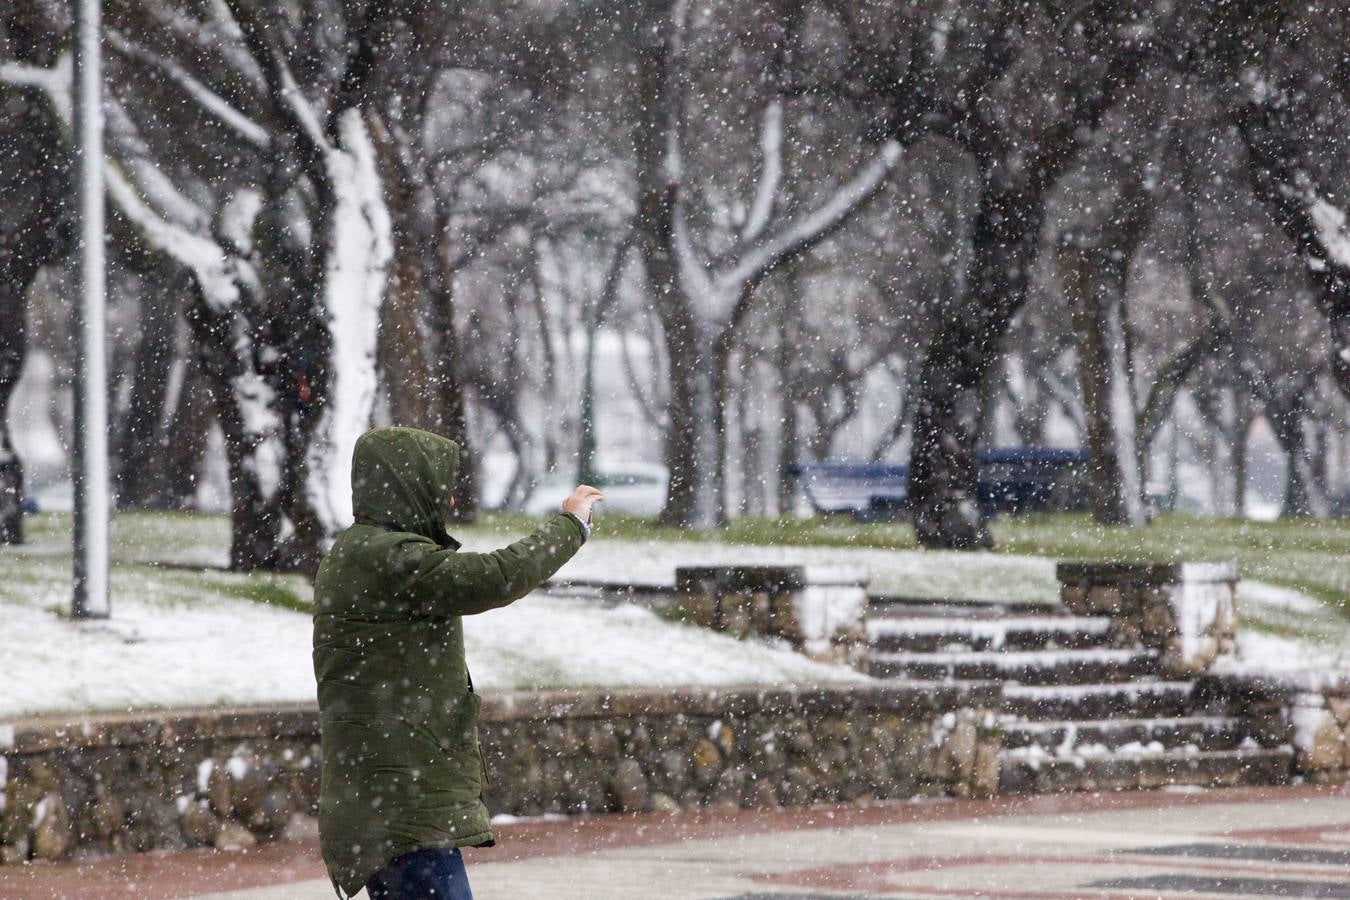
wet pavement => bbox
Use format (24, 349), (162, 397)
(4, 784), (1350, 899)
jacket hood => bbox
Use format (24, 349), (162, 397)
(351, 427), (461, 547)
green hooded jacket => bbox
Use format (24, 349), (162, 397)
(312, 427), (587, 897)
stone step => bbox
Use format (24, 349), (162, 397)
(1001, 681), (1198, 721)
(998, 746), (1293, 795)
(869, 648), (1153, 685)
(1002, 716), (1250, 753)
(867, 612), (1118, 652)
(868, 597), (1069, 620)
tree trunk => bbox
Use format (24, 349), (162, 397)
(909, 189), (1038, 549)
(163, 350), (212, 509)
(1232, 391), (1252, 517)
(1268, 401), (1329, 518)
(661, 312), (721, 527)
(578, 321), (600, 486)
(115, 262), (185, 509)
(0, 21), (70, 542)
(377, 199), (435, 432)
(294, 110), (392, 572)
(426, 245), (477, 521)
(185, 283), (287, 570)
(0, 262), (33, 544)
(1059, 243), (1147, 526)
(777, 294), (799, 516)
(1237, 100), (1350, 401)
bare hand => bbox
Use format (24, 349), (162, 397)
(562, 484), (604, 524)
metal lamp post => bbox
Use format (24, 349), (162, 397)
(71, 0), (110, 619)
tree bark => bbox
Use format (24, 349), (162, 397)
(1267, 395), (1329, 518)
(0, 260), (35, 544)
(1057, 217), (1150, 527)
(115, 261), (186, 509)
(909, 188), (1037, 548)
(0, 7), (70, 542)
(1236, 94), (1350, 402)
(163, 349), (212, 509)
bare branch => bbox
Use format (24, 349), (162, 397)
(105, 28), (270, 150)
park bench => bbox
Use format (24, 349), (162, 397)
(792, 447), (1090, 521)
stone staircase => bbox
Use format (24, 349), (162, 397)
(867, 597), (1295, 794)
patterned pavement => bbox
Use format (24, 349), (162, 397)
(4, 784), (1349, 899)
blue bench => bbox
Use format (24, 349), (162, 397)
(791, 448), (1090, 521)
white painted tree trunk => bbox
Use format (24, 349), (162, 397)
(303, 110), (393, 535)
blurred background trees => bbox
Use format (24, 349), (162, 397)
(1, 0), (1348, 569)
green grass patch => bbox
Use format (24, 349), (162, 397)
(468, 510), (1347, 606)
(12, 508), (1347, 614)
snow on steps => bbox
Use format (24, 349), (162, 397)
(868, 647), (1152, 684)
(998, 746), (1294, 795)
(864, 595), (1296, 794)
(868, 596), (1062, 619)
(867, 614), (1113, 653)
(1002, 681), (1197, 720)
(1002, 716), (1249, 753)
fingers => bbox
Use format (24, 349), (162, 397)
(574, 484), (605, 502)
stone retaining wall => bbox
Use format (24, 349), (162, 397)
(674, 566), (870, 669)
(1058, 561), (1238, 676)
(0, 683), (997, 864)
(1225, 673), (1350, 783)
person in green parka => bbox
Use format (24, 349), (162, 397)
(313, 427), (602, 899)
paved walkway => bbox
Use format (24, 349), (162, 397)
(4, 785), (1350, 899)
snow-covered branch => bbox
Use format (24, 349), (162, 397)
(740, 99), (783, 242)
(0, 59), (71, 120)
(1303, 189), (1350, 270)
(672, 202), (714, 302)
(220, 0), (332, 184)
(715, 139), (902, 295)
(662, 0), (693, 185)
(105, 29), (270, 150)
(1, 53), (251, 309)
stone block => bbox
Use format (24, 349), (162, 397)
(180, 798), (221, 847)
(609, 759), (648, 813)
(213, 822), (257, 852)
(1139, 588), (1176, 637)
(1085, 586), (1125, 614)
(1291, 704), (1345, 772)
(649, 791), (679, 814)
(692, 739), (722, 787)
(972, 740), (1000, 800)
(1057, 559), (1238, 677)
(32, 793), (71, 861)
(1060, 584), (1088, 613)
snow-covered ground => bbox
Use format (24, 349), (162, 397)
(0, 518), (865, 719)
(1, 514), (1344, 718)
(540, 536), (1060, 603)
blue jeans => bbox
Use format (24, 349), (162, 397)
(365, 848), (474, 900)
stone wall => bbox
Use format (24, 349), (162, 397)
(0, 683), (997, 864)
(1227, 673), (1350, 784)
(1058, 561), (1238, 676)
(674, 566), (870, 669)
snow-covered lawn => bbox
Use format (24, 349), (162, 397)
(1, 512), (1345, 718)
(0, 514), (864, 719)
(542, 535), (1060, 603)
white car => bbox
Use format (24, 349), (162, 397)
(523, 462), (668, 517)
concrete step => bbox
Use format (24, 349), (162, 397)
(1002, 716), (1250, 753)
(998, 746), (1294, 795)
(868, 597), (1069, 620)
(1001, 681), (1198, 721)
(867, 615), (1115, 653)
(868, 648), (1150, 684)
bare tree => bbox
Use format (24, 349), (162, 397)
(632, 0), (903, 526)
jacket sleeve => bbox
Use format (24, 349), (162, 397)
(403, 511), (588, 617)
